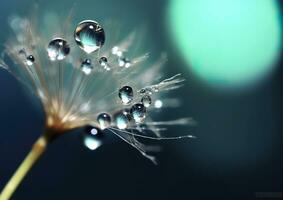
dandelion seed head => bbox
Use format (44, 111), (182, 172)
(0, 9), (196, 163)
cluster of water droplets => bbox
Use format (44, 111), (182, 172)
(4, 16), (193, 160)
(22, 20), (109, 77)
(112, 46), (132, 68)
(21, 17), (137, 80)
(83, 82), (156, 150)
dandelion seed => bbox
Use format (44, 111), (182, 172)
(0, 8), (196, 200)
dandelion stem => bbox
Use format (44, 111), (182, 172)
(0, 134), (49, 200)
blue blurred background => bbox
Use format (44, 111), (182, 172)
(0, 0), (282, 199)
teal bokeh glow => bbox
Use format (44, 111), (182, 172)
(168, 0), (282, 89)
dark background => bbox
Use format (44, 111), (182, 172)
(0, 0), (282, 199)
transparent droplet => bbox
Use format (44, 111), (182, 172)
(26, 55), (34, 66)
(74, 20), (105, 54)
(130, 103), (146, 123)
(122, 108), (132, 120)
(97, 113), (111, 130)
(99, 56), (107, 66)
(139, 88), (153, 95)
(81, 59), (93, 75)
(141, 95), (152, 108)
(47, 38), (70, 61)
(119, 86), (134, 105)
(83, 126), (103, 150)
(114, 112), (130, 130)
(118, 57), (131, 68)
(99, 56), (110, 70)
(112, 46), (123, 57)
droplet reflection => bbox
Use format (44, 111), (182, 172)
(74, 20), (105, 54)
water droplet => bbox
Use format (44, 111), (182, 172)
(99, 56), (110, 70)
(47, 38), (70, 61)
(74, 20), (105, 54)
(141, 95), (152, 107)
(111, 46), (123, 57)
(139, 88), (153, 95)
(81, 59), (93, 75)
(83, 126), (103, 150)
(97, 113), (111, 130)
(119, 86), (134, 105)
(26, 55), (34, 66)
(130, 103), (146, 123)
(118, 57), (131, 68)
(99, 56), (107, 66)
(114, 112), (130, 129)
(152, 86), (159, 92)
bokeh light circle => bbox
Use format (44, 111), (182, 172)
(168, 0), (282, 89)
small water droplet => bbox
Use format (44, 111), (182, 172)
(99, 56), (107, 66)
(118, 57), (131, 68)
(152, 86), (159, 92)
(111, 46), (123, 57)
(81, 59), (93, 75)
(119, 86), (134, 105)
(97, 113), (111, 130)
(99, 56), (110, 70)
(139, 88), (153, 95)
(141, 95), (152, 108)
(83, 126), (103, 150)
(130, 103), (146, 123)
(26, 55), (34, 66)
(114, 112), (130, 129)
(74, 20), (105, 54)
(47, 38), (70, 61)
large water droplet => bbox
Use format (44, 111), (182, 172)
(26, 55), (35, 66)
(74, 20), (105, 54)
(97, 113), (111, 130)
(130, 103), (146, 123)
(81, 59), (93, 75)
(83, 126), (103, 150)
(119, 86), (134, 105)
(141, 95), (152, 108)
(114, 111), (130, 129)
(47, 38), (70, 61)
